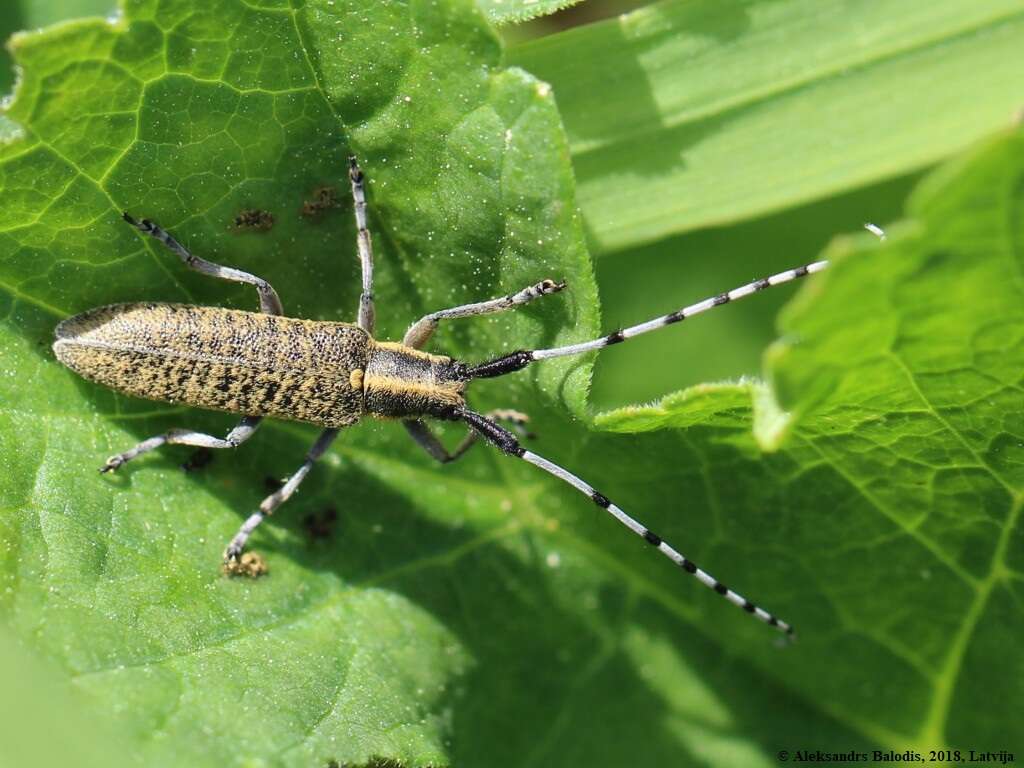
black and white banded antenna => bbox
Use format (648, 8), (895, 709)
(463, 258), (839, 637)
(468, 260), (830, 374)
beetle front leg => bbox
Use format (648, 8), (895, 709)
(402, 279), (565, 350)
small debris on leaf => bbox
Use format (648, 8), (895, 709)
(222, 551), (269, 578)
(303, 506), (338, 541)
(232, 208), (275, 232)
(181, 447), (214, 472)
(302, 186), (339, 218)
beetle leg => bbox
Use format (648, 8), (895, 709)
(348, 157), (375, 334)
(123, 212), (284, 315)
(223, 427), (339, 572)
(403, 409), (533, 464)
(100, 415), (261, 473)
(402, 279), (566, 350)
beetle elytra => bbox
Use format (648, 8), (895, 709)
(54, 158), (829, 635)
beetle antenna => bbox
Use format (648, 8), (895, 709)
(459, 409), (795, 637)
(466, 259), (829, 379)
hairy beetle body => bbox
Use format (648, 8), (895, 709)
(54, 303), (468, 427)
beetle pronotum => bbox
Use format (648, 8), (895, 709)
(53, 158), (831, 636)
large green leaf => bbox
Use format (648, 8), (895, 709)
(0, 0), (597, 765)
(511, 0), (1024, 254)
(598, 128), (1024, 753)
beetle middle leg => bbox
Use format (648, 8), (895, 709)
(402, 279), (566, 349)
(101, 415), (262, 473)
(403, 410), (533, 464)
(223, 427), (339, 573)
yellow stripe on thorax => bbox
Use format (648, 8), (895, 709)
(362, 374), (463, 405)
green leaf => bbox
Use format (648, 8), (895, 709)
(0, 0), (597, 765)
(477, 0), (585, 25)
(511, 0), (1024, 254)
(598, 128), (1024, 753)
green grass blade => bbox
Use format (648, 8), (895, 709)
(511, 0), (1024, 254)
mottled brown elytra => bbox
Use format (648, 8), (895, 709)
(54, 157), (830, 634)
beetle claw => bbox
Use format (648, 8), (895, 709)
(99, 455), (123, 473)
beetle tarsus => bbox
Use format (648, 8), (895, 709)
(99, 455), (124, 473)
(348, 155), (364, 183)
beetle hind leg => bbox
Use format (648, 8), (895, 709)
(223, 427), (339, 575)
(100, 416), (261, 473)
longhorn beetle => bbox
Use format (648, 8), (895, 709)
(53, 157), (830, 637)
